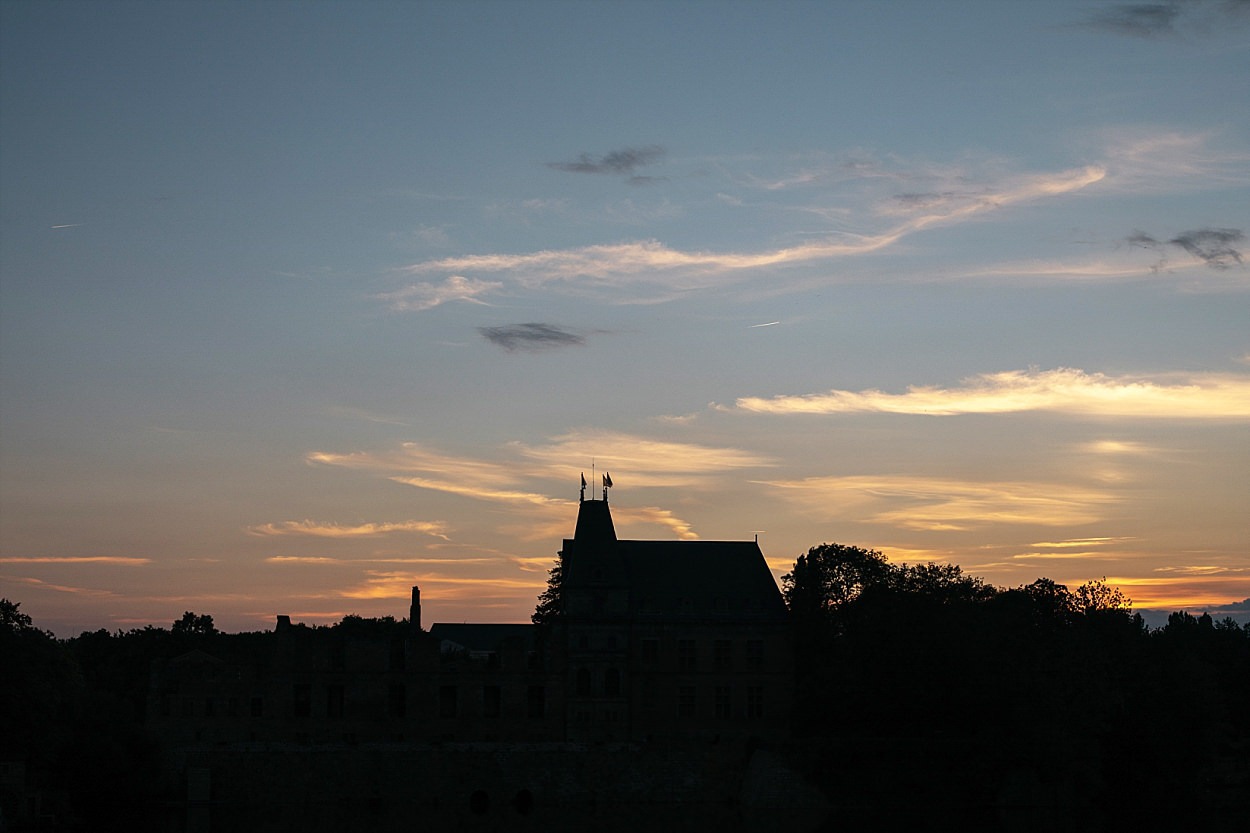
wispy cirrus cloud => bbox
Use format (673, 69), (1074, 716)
(1100, 130), (1250, 193)
(0, 575), (116, 596)
(761, 474), (1117, 531)
(266, 555), (498, 565)
(513, 429), (775, 486)
(338, 570), (546, 601)
(248, 520), (451, 539)
(376, 274), (502, 311)
(478, 323), (586, 352)
(0, 555), (151, 565)
(306, 431), (766, 541)
(734, 367), (1250, 418)
(394, 164), (1104, 300)
(1104, 575), (1250, 609)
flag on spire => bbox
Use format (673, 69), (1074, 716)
(603, 472), (613, 488)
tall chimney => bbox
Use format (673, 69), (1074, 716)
(410, 585), (421, 631)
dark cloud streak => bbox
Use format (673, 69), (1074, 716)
(478, 323), (586, 352)
(549, 145), (665, 175)
(1169, 228), (1244, 269)
(1076, 0), (1250, 38)
(1085, 3), (1181, 38)
(1124, 227), (1244, 271)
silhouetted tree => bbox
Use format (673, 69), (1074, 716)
(887, 561), (995, 604)
(781, 543), (891, 623)
(171, 610), (217, 637)
(532, 553), (563, 625)
(1073, 577), (1131, 615)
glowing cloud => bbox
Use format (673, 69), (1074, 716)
(0, 556), (151, 565)
(376, 275), (502, 311)
(761, 475), (1117, 531)
(248, 520), (451, 539)
(514, 430), (774, 483)
(338, 571), (546, 601)
(395, 165), (1104, 294)
(735, 368), (1250, 418)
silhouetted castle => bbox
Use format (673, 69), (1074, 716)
(147, 486), (792, 747)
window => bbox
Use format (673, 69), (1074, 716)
(715, 686), (732, 719)
(746, 639), (764, 670)
(641, 638), (659, 666)
(293, 684), (311, 718)
(746, 686), (764, 719)
(527, 685), (545, 719)
(678, 639), (696, 671)
(604, 667), (621, 697)
(678, 686), (696, 718)
(326, 685), (345, 719)
(483, 685), (501, 718)
(204, 697), (215, 718)
(576, 667), (592, 697)
(250, 696), (264, 718)
(389, 683), (407, 718)
(439, 685), (458, 718)
(714, 639), (732, 671)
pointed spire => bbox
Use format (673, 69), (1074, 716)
(580, 472), (587, 502)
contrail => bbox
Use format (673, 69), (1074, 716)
(749, 321), (780, 328)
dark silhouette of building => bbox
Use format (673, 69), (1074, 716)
(558, 490), (791, 741)
(147, 485), (792, 746)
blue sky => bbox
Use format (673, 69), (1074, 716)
(2, 0), (1247, 635)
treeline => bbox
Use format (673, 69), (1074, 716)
(781, 544), (1250, 829)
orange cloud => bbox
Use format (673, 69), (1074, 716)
(762, 474), (1117, 531)
(248, 520), (451, 539)
(736, 368), (1250, 418)
(0, 556), (151, 565)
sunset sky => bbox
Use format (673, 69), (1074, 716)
(2, 0), (1247, 636)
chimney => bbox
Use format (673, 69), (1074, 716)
(410, 585), (422, 631)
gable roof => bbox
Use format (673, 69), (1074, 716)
(617, 539), (787, 619)
(428, 623), (536, 655)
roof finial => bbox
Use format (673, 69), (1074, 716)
(580, 472), (586, 503)
(602, 471), (613, 502)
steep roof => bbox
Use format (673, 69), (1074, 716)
(617, 539), (787, 619)
(428, 623), (536, 654)
(572, 498), (616, 547)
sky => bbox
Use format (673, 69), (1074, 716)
(2, 0), (1248, 636)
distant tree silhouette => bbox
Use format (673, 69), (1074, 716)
(171, 610), (217, 637)
(1, 597), (41, 635)
(532, 553), (563, 625)
(887, 561), (995, 604)
(781, 543), (890, 624)
(1073, 577), (1131, 615)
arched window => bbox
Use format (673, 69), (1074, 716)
(604, 667), (621, 697)
(576, 667), (592, 697)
